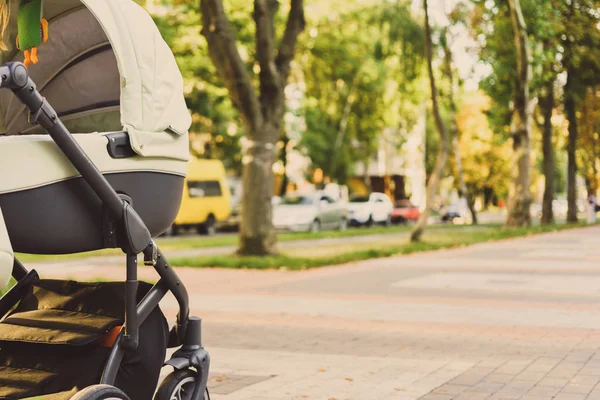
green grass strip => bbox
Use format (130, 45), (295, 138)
(169, 222), (591, 270)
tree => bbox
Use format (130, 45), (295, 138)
(559, 0), (600, 223)
(470, 0), (546, 217)
(199, 0), (305, 255)
(563, 0), (579, 223)
(300, 2), (424, 184)
(411, 0), (450, 242)
(300, 16), (387, 183)
(455, 91), (513, 207)
(530, 1), (562, 225)
(152, 1), (251, 176)
(505, 0), (532, 227)
(441, 27), (478, 224)
(578, 86), (600, 195)
(539, 64), (556, 225)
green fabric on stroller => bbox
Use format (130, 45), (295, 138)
(0, 280), (169, 400)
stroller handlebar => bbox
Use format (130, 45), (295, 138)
(0, 62), (30, 90)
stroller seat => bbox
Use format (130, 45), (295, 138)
(0, 132), (186, 254)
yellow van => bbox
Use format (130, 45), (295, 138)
(165, 158), (231, 236)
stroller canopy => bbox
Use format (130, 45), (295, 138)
(0, 0), (191, 162)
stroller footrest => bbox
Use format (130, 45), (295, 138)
(0, 309), (121, 346)
(0, 366), (56, 398)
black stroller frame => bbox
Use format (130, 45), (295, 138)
(0, 62), (210, 400)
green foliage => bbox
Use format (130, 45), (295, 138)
(578, 87), (600, 191)
(469, 0), (600, 205)
(559, 0), (600, 111)
(455, 91), (513, 201)
(473, 0), (600, 123)
(299, 1), (425, 183)
(471, 0), (562, 129)
(151, 0), (256, 175)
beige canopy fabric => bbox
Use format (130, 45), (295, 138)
(0, 207), (13, 289)
(0, 0), (191, 162)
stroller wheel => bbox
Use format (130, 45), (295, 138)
(70, 385), (131, 400)
(155, 369), (210, 400)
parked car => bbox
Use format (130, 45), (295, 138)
(391, 199), (421, 224)
(441, 198), (472, 224)
(272, 192), (348, 232)
(347, 192), (394, 227)
(163, 158), (231, 236)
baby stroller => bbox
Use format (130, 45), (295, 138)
(0, 0), (210, 399)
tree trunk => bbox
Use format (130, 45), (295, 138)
(279, 134), (289, 196)
(565, 70), (579, 223)
(238, 126), (278, 255)
(200, 0), (304, 256)
(329, 81), (358, 179)
(442, 28), (478, 225)
(483, 187), (493, 210)
(410, 0), (450, 242)
(593, 85), (599, 197)
(452, 136), (477, 224)
(506, 0), (532, 227)
(540, 78), (555, 225)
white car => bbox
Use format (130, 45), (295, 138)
(347, 192), (394, 227)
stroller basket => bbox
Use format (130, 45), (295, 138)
(0, 1), (210, 399)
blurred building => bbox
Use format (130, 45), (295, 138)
(351, 104), (427, 209)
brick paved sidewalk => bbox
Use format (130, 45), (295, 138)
(32, 225), (600, 399)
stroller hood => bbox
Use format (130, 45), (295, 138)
(0, 207), (12, 289)
(0, 0), (191, 162)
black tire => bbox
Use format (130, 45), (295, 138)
(310, 219), (321, 233)
(163, 224), (180, 237)
(71, 385), (130, 400)
(155, 369), (210, 400)
(384, 214), (392, 227)
(197, 215), (216, 236)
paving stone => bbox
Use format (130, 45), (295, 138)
(453, 390), (493, 400)
(38, 225), (600, 399)
(553, 393), (588, 400)
(417, 394), (454, 400)
(432, 384), (468, 396)
(559, 382), (595, 395)
(526, 385), (562, 397)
